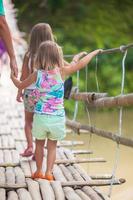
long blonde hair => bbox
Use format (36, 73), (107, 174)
(35, 41), (63, 70)
(28, 23), (54, 71)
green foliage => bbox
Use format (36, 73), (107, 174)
(14, 0), (133, 113)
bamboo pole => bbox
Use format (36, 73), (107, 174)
(61, 178), (125, 187)
(55, 158), (106, 165)
(90, 174), (112, 180)
(0, 183), (27, 189)
(6, 167), (15, 185)
(70, 92), (108, 102)
(66, 119), (133, 148)
(92, 187), (110, 200)
(86, 93), (133, 108)
(82, 186), (103, 200)
(72, 150), (93, 155)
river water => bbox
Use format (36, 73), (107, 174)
(66, 109), (133, 200)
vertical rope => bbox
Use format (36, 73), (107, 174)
(71, 71), (79, 150)
(108, 49), (127, 197)
(95, 55), (100, 92)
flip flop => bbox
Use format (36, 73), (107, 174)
(45, 174), (54, 181)
(20, 147), (33, 157)
(31, 172), (45, 179)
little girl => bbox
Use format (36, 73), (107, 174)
(11, 41), (101, 180)
(17, 23), (55, 157)
(17, 23), (84, 157)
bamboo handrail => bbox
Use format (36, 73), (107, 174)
(70, 92), (133, 108)
(64, 43), (133, 58)
(61, 178), (125, 187)
(66, 119), (133, 148)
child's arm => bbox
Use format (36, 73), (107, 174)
(16, 53), (30, 102)
(62, 49), (102, 76)
(63, 52), (87, 66)
(11, 71), (37, 90)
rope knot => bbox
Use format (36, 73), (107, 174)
(120, 45), (126, 53)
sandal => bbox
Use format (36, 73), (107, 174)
(20, 147), (33, 157)
(45, 174), (54, 181)
(31, 171), (45, 179)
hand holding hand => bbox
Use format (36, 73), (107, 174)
(10, 57), (18, 77)
(16, 90), (23, 102)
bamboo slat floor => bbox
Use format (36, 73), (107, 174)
(0, 86), (125, 200)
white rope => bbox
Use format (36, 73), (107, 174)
(108, 49), (128, 197)
(71, 71), (80, 150)
(95, 55), (100, 92)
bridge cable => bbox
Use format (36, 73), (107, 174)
(108, 49), (128, 197)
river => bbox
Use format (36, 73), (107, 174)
(66, 109), (133, 200)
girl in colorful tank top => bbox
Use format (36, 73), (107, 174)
(11, 40), (102, 180)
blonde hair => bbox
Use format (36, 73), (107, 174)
(35, 41), (63, 70)
(28, 23), (54, 71)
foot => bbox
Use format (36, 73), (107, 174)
(31, 171), (45, 179)
(45, 173), (54, 181)
(20, 147), (33, 157)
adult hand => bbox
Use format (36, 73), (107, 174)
(10, 57), (18, 77)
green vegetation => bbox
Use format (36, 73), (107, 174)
(15, 0), (133, 99)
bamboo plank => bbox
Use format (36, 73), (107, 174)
(0, 189), (6, 200)
(2, 135), (8, 148)
(0, 183), (27, 189)
(51, 181), (65, 200)
(4, 150), (12, 164)
(59, 164), (74, 181)
(75, 189), (92, 200)
(8, 135), (15, 148)
(11, 150), (20, 164)
(63, 187), (82, 200)
(82, 186), (102, 200)
(73, 164), (92, 181)
(0, 167), (5, 184)
(6, 167), (15, 185)
(17, 188), (32, 200)
(38, 179), (55, 200)
(53, 165), (67, 182)
(66, 119), (133, 148)
(14, 167), (25, 184)
(26, 178), (42, 200)
(0, 150), (5, 163)
(7, 191), (19, 200)
(20, 161), (31, 177)
(92, 187), (110, 200)
(55, 158), (106, 164)
(67, 165), (84, 181)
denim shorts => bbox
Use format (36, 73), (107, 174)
(32, 114), (66, 141)
(23, 89), (35, 113)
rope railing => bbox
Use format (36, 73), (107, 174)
(64, 43), (133, 58)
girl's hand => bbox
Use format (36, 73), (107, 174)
(10, 70), (15, 80)
(72, 51), (87, 63)
(16, 90), (23, 102)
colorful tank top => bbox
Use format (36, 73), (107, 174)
(34, 68), (65, 117)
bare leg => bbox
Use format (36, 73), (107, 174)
(35, 139), (45, 173)
(24, 110), (34, 148)
(20, 111), (34, 156)
(46, 139), (57, 176)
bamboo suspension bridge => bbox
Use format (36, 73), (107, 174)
(0, 0), (133, 199)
